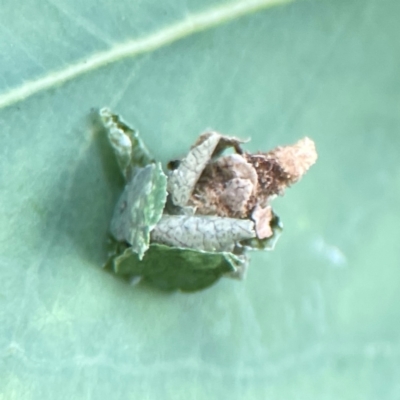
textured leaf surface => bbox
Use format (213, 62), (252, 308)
(1, 0), (400, 399)
(100, 108), (154, 179)
(112, 244), (244, 292)
(110, 163), (167, 259)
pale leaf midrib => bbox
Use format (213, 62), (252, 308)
(0, 0), (291, 110)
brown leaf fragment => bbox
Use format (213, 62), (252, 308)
(245, 137), (317, 205)
(251, 205), (273, 239)
(244, 153), (285, 207)
(268, 137), (317, 183)
(186, 136), (316, 235)
(168, 132), (250, 209)
(189, 137), (317, 221)
(189, 154), (257, 218)
(221, 178), (253, 214)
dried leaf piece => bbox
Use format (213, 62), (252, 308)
(167, 132), (221, 208)
(207, 133), (247, 157)
(189, 154), (258, 218)
(190, 136), (318, 225)
(167, 132), (245, 208)
(221, 177), (254, 214)
(151, 215), (255, 253)
(167, 134), (317, 248)
(241, 211), (283, 251)
(251, 205), (273, 239)
(245, 137), (318, 205)
(269, 137), (317, 183)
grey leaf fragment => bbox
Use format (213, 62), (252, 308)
(150, 214), (256, 252)
(167, 132), (221, 207)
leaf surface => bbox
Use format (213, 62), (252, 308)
(110, 163), (167, 259)
(112, 244), (245, 292)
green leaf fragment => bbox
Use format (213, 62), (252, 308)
(111, 243), (247, 292)
(100, 107), (154, 179)
(110, 163), (167, 259)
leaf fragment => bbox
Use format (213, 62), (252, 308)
(167, 131), (245, 208)
(150, 214), (256, 252)
(101, 109), (317, 291)
(110, 243), (247, 292)
(100, 107), (154, 180)
(241, 211), (283, 251)
(110, 163), (167, 259)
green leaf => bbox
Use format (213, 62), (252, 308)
(1, 0), (400, 399)
(100, 107), (154, 179)
(110, 162), (167, 259)
(111, 243), (246, 292)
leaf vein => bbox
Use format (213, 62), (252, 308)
(0, 0), (291, 110)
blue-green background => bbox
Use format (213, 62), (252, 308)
(1, 0), (399, 398)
